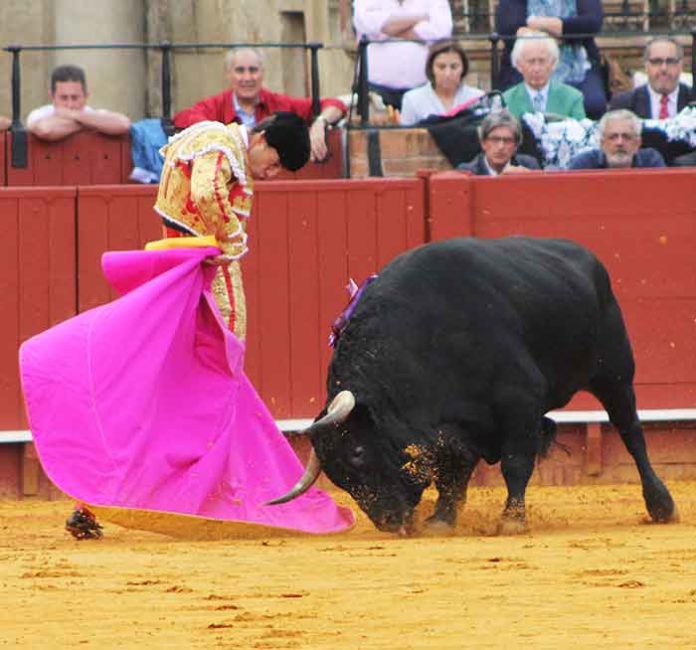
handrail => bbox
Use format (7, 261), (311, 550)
(2, 41), (325, 167)
(351, 29), (696, 124)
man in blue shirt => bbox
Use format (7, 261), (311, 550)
(568, 109), (666, 169)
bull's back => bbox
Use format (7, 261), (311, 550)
(362, 236), (619, 387)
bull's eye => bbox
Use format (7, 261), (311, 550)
(351, 445), (365, 467)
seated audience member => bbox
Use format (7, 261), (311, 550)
(502, 32), (586, 120)
(0, 115), (10, 130)
(173, 48), (345, 162)
(567, 109), (665, 169)
(609, 37), (692, 119)
(27, 65), (131, 141)
(400, 40), (484, 126)
(495, 0), (605, 119)
(353, 0), (453, 111)
(457, 109), (540, 175)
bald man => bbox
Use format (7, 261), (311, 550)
(173, 48), (345, 162)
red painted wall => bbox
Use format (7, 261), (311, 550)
(0, 188), (77, 429)
(428, 168), (696, 410)
(6, 132), (132, 186)
(73, 179), (425, 419)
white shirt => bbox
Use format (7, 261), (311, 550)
(483, 156), (512, 176)
(26, 104), (96, 127)
(353, 0), (453, 90)
(400, 82), (484, 125)
(233, 93), (257, 128)
(647, 84), (680, 118)
(525, 82), (550, 113)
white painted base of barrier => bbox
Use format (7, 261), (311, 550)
(3, 409), (696, 444)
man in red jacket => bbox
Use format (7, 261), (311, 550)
(173, 48), (346, 162)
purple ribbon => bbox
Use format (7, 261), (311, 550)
(328, 274), (378, 348)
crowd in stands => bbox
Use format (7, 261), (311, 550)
(0, 1), (693, 177)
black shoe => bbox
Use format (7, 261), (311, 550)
(65, 507), (104, 540)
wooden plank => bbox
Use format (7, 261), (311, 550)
(255, 188), (292, 417)
(287, 189), (323, 416)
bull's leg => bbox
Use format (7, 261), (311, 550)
(589, 302), (676, 522)
(498, 436), (537, 534)
(426, 447), (480, 529)
(495, 394), (542, 534)
(591, 379), (676, 523)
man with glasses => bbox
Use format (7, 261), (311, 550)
(609, 37), (693, 119)
(173, 48), (345, 162)
(457, 110), (540, 175)
(567, 109), (665, 170)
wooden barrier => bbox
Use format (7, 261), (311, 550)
(5, 132), (132, 186)
(77, 185), (161, 311)
(428, 168), (696, 410)
(275, 128), (344, 181)
(0, 187), (77, 431)
(4, 128), (343, 188)
(74, 178), (425, 419)
(3, 171), (696, 496)
(244, 178), (425, 417)
(0, 131), (6, 187)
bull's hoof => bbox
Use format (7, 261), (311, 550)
(644, 483), (677, 523)
(496, 517), (527, 536)
(648, 501), (679, 524)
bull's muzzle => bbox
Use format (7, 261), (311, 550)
(266, 390), (356, 506)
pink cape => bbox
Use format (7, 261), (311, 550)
(19, 247), (354, 535)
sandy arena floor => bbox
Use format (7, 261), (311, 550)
(1, 481), (695, 649)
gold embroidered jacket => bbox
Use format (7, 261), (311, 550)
(155, 121), (253, 259)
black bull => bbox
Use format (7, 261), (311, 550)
(270, 237), (677, 534)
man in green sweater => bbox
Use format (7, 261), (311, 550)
(502, 31), (586, 121)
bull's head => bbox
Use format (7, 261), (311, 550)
(268, 391), (430, 534)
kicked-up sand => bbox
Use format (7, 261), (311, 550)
(1, 481), (695, 649)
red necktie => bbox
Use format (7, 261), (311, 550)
(659, 94), (669, 119)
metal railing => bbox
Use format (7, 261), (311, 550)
(451, 1), (696, 35)
(352, 29), (696, 126)
(2, 41), (324, 168)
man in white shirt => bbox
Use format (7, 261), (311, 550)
(27, 65), (131, 141)
(353, 0), (453, 110)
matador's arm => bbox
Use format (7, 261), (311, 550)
(189, 150), (248, 260)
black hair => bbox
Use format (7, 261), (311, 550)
(252, 111), (310, 172)
(51, 65), (87, 93)
(425, 40), (469, 86)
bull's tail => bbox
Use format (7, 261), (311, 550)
(537, 416), (570, 459)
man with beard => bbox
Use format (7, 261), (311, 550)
(609, 37), (692, 119)
(567, 109), (665, 170)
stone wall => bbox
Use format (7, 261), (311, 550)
(348, 128), (452, 179)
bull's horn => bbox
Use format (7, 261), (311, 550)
(266, 390), (355, 505)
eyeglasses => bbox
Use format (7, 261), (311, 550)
(604, 132), (638, 142)
(485, 136), (516, 145)
(647, 57), (681, 67)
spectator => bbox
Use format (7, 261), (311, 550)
(609, 37), (693, 119)
(567, 109), (665, 169)
(0, 116), (10, 130)
(400, 40), (484, 126)
(457, 109), (540, 175)
(27, 65), (131, 141)
(495, 0), (605, 119)
(353, 0), (453, 111)
(502, 32), (586, 120)
(173, 48), (345, 162)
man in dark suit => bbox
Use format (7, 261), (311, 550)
(457, 110), (540, 176)
(568, 109), (665, 170)
(609, 37), (692, 119)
